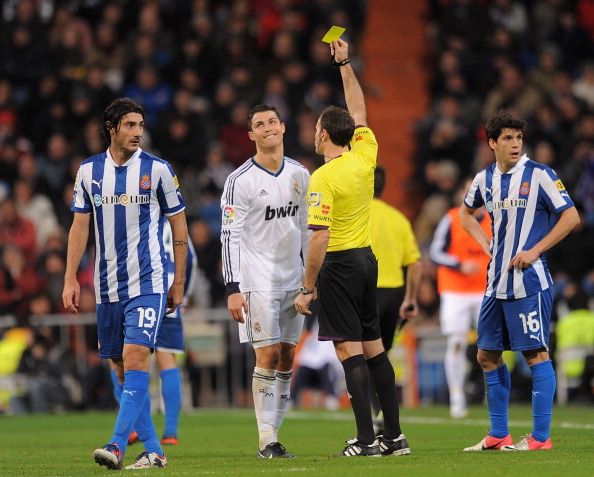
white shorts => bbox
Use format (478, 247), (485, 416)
(439, 291), (483, 336)
(239, 290), (304, 348)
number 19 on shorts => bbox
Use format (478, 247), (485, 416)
(137, 307), (157, 329)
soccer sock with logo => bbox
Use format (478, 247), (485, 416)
(253, 367), (277, 449)
(110, 370), (151, 454)
(367, 352), (402, 439)
(160, 368), (182, 439)
(133, 392), (164, 455)
(110, 368), (123, 404)
(485, 364), (511, 438)
(342, 354), (375, 445)
(273, 370), (292, 433)
(530, 360), (556, 442)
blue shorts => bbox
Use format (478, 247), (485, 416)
(156, 308), (184, 353)
(96, 293), (167, 359)
(477, 288), (552, 352)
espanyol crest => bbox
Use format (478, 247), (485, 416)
(140, 174), (151, 190)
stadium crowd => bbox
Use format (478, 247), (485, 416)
(0, 0), (593, 413)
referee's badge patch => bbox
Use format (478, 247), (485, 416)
(309, 192), (321, 207)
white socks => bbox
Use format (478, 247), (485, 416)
(444, 335), (468, 418)
(252, 368), (293, 449)
(253, 367), (277, 448)
(274, 370), (292, 431)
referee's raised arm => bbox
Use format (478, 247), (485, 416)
(331, 39), (366, 127)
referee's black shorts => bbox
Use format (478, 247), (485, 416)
(317, 246), (380, 342)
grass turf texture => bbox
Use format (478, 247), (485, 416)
(1, 405), (592, 476)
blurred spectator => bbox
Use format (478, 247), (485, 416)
(482, 63), (544, 120)
(572, 61), (594, 109)
(13, 179), (59, 248)
(188, 217), (224, 306)
(550, 7), (594, 74)
(219, 102), (255, 167)
(0, 196), (37, 262)
(548, 202), (594, 283)
(293, 321), (344, 410)
(14, 330), (74, 413)
(556, 283), (594, 403)
(0, 245), (41, 320)
(37, 132), (73, 204)
(123, 63), (173, 128)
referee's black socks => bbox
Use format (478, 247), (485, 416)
(367, 351), (402, 439)
(341, 354), (375, 445)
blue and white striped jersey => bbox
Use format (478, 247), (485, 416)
(464, 155), (574, 299)
(163, 220), (198, 305)
(72, 148), (185, 303)
(221, 157), (310, 292)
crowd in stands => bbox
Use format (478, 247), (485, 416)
(1, 0), (593, 412)
(411, 0), (594, 404)
(414, 0), (594, 315)
(0, 0), (367, 413)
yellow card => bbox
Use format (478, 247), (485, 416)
(321, 26), (346, 43)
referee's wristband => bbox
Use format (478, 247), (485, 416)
(333, 58), (350, 68)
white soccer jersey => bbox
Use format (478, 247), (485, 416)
(221, 157), (310, 292)
(464, 155), (574, 299)
(72, 148), (185, 303)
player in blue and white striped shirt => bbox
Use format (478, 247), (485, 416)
(460, 111), (580, 452)
(110, 221), (198, 447)
(62, 98), (188, 469)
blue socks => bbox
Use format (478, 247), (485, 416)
(530, 361), (556, 442)
(160, 368), (181, 438)
(134, 392), (163, 455)
(485, 365), (511, 438)
(110, 369), (122, 404)
(110, 370), (160, 454)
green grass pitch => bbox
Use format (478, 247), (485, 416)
(1, 405), (592, 476)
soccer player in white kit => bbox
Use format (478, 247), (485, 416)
(221, 104), (310, 458)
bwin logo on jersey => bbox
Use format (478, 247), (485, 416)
(264, 202), (299, 220)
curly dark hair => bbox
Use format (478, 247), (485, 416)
(485, 110), (526, 143)
(102, 98), (145, 146)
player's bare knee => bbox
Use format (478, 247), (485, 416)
(476, 349), (501, 371)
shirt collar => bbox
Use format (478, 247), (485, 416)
(106, 147), (142, 168)
(494, 154), (528, 176)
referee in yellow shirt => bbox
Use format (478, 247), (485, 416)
(370, 166), (422, 353)
(294, 39), (411, 458)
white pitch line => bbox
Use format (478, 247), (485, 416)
(287, 411), (594, 430)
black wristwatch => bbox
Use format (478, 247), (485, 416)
(299, 286), (313, 295)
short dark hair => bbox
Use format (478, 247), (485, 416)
(374, 166), (386, 198)
(102, 98), (144, 146)
(485, 110), (526, 142)
(319, 106), (355, 147)
(247, 104), (282, 131)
